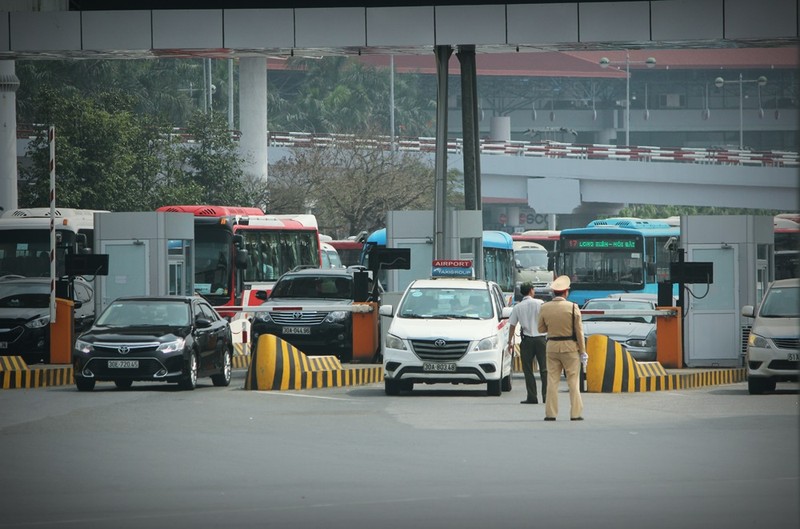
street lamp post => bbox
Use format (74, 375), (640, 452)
(600, 52), (656, 146)
(714, 74), (767, 150)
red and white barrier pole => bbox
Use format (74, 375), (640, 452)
(49, 126), (56, 324)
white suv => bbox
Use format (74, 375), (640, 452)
(741, 278), (799, 394)
(379, 276), (513, 396)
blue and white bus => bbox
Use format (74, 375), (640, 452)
(361, 228), (515, 296)
(556, 218), (679, 307)
(481, 230), (515, 294)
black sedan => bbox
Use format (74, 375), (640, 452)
(73, 296), (233, 391)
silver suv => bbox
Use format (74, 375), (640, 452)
(741, 278), (799, 394)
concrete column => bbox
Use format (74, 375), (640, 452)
(489, 116), (511, 142)
(238, 57), (268, 182)
(433, 45), (452, 260)
(0, 61), (19, 214)
(596, 128), (617, 145)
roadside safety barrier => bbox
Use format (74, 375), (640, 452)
(585, 334), (745, 392)
(245, 333), (382, 391)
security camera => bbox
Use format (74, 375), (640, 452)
(663, 236), (677, 252)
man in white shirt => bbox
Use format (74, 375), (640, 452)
(507, 282), (547, 404)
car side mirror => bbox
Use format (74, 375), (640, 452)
(195, 317), (212, 328)
(255, 290), (268, 301)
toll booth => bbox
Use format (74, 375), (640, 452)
(680, 215), (773, 367)
(383, 209), (483, 293)
(93, 212), (194, 313)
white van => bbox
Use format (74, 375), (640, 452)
(512, 240), (554, 301)
(379, 262), (513, 396)
(320, 242), (344, 269)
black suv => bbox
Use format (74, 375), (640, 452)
(250, 268), (378, 362)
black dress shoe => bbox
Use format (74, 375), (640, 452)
(520, 399), (539, 404)
(544, 417), (556, 421)
(570, 417), (584, 421)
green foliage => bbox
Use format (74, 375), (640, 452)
(268, 57), (435, 136)
(18, 88), (259, 211)
(617, 204), (782, 218)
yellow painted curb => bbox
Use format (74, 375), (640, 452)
(244, 334), (382, 391)
(586, 335), (746, 392)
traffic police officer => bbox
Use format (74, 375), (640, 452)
(537, 275), (585, 421)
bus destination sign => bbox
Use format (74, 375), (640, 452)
(566, 238), (637, 249)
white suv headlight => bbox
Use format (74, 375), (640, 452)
(474, 335), (499, 352)
(385, 333), (407, 350)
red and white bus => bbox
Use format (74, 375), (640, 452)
(157, 205), (322, 351)
(328, 239), (365, 268)
(511, 230), (560, 254)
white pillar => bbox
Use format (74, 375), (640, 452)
(238, 57), (268, 182)
(0, 61), (19, 214)
(489, 116), (510, 142)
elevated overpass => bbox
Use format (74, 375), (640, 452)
(265, 133), (800, 217)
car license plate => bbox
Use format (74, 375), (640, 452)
(788, 352), (799, 362)
(283, 326), (311, 335)
(423, 362), (457, 372)
(108, 360), (139, 369)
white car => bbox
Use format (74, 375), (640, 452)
(741, 278), (799, 395)
(379, 275), (513, 396)
(581, 294), (659, 361)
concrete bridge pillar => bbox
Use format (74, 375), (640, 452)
(0, 61), (19, 214)
(239, 57), (268, 182)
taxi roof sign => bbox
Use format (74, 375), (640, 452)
(431, 259), (475, 278)
(432, 259), (472, 268)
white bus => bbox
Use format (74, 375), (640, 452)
(0, 208), (104, 278)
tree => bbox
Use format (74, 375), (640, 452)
(19, 88), (264, 211)
(19, 88), (170, 210)
(268, 135), (437, 237)
(268, 57), (435, 137)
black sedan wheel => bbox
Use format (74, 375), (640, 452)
(179, 351), (198, 390)
(75, 377), (95, 392)
(211, 348), (232, 387)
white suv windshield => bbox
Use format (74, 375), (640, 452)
(398, 287), (493, 319)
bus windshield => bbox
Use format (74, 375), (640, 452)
(0, 229), (76, 277)
(560, 234), (644, 289)
(241, 230), (320, 283)
(193, 227), (232, 302)
(515, 248), (549, 270)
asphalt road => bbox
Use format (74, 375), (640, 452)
(0, 371), (797, 529)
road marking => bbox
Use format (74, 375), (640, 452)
(255, 392), (356, 402)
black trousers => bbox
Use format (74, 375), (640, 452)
(520, 335), (547, 402)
